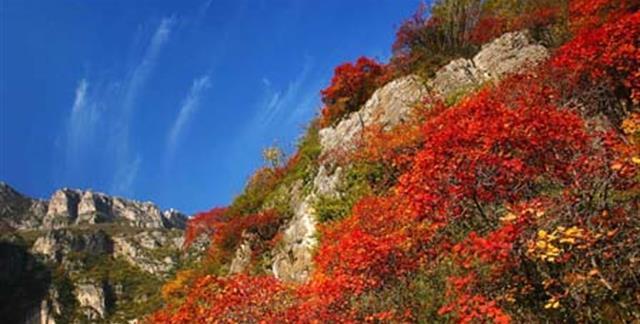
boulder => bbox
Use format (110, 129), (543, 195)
(75, 281), (107, 320)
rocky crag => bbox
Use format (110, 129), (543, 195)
(0, 182), (194, 324)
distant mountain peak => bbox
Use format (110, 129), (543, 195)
(0, 181), (187, 231)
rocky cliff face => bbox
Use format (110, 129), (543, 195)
(0, 182), (192, 323)
(228, 30), (550, 284)
(430, 30), (548, 97)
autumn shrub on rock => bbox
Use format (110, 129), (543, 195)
(320, 56), (390, 127)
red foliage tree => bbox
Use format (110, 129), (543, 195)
(397, 89), (591, 223)
(320, 56), (389, 126)
(552, 11), (640, 105)
(182, 207), (227, 249)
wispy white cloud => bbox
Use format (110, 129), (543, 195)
(254, 56), (315, 128)
(60, 17), (176, 196)
(63, 79), (101, 176)
(108, 17), (175, 195)
(166, 75), (212, 159)
(111, 154), (142, 195)
(230, 56), (320, 166)
(71, 79), (88, 114)
(122, 16), (174, 116)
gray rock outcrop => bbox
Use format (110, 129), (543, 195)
(1, 182), (189, 323)
(43, 189), (81, 228)
(0, 182), (48, 230)
(431, 30), (548, 97)
(75, 281), (107, 320)
(112, 230), (181, 276)
(1, 183), (187, 231)
(31, 229), (112, 263)
(319, 75), (428, 156)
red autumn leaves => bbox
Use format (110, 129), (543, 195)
(151, 2), (640, 323)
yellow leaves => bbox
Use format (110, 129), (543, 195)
(529, 226), (585, 263)
(544, 297), (561, 309)
(559, 226), (584, 244)
(632, 156), (640, 165)
(500, 207), (545, 224)
(621, 113), (640, 135)
(500, 212), (517, 223)
(559, 237), (576, 244)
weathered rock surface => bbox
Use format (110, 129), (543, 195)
(43, 189), (81, 228)
(229, 234), (254, 274)
(0, 182), (190, 322)
(271, 193), (317, 282)
(431, 30), (548, 97)
(112, 230), (181, 276)
(1, 183), (188, 231)
(162, 209), (188, 230)
(319, 75), (428, 156)
(75, 281), (107, 320)
(31, 229), (112, 262)
(271, 164), (343, 282)
(0, 182), (48, 230)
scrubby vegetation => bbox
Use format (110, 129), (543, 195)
(150, 1), (639, 322)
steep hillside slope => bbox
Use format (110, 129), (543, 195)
(151, 1), (639, 323)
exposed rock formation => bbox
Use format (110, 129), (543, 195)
(32, 229), (112, 263)
(43, 189), (81, 228)
(431, 30), (548, 97)
(270, 164), (343, 282)
(229, 235), (254, 274)
(2, 183), (188, 231)
(0, 182), (48, 230)
(271, 192), (318, 282)
(0, 182), (189, 323)
(319, 75), (428, 156)
(75, 281), (107, 320)
(112, 231), (181, 276)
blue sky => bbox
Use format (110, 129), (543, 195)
(1, 0), (420, 214)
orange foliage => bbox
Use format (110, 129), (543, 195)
(150, 274), (292, 323)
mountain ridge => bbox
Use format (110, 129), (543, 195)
(0, 181), (187, 231)
(0, 181), (200, 323)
